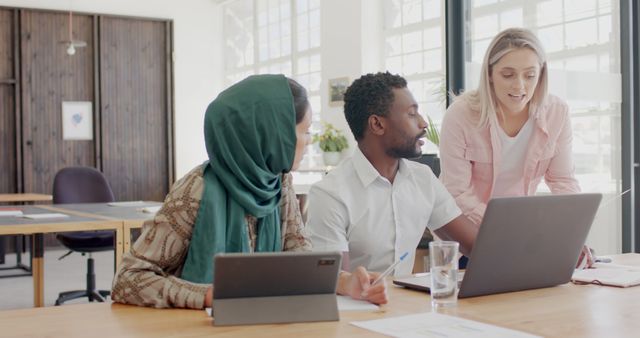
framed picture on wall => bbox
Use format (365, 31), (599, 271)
(62, 101), (93, 140)
(328, 77), (350, 106)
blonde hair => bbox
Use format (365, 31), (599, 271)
(458, 27), (548, 128)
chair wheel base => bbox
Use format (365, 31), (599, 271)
(55, 289), (111, 306)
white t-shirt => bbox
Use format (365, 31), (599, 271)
(492, 118), (534, 198)
(307, 148), (461, 276)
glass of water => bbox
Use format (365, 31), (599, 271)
(429, 241), (459, 308)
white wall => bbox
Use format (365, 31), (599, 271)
(319, 0), (361, 154)
(319, 0), (384, 155)
(0, 0), (223, 177)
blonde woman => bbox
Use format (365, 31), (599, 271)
(439, 28), (592, 266)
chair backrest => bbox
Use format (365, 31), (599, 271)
(53, 167), (116, 204)
(409, 154), (441, 177)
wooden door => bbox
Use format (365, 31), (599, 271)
(0, 9), (17, 194)
(100, 16), (171, 201)
(20, 10), (95, 195)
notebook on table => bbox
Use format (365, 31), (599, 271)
(572, 263), (640, 287)
(393, 193), (602, 298)
(394, 271), (465, 292)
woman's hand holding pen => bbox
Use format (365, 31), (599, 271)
(204, 286), (213, 307)
(338, 267), (388, 305)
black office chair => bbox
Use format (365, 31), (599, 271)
(409, 154), (468, 268)
(410, 153), (440, 251)
(410, 153), (440, 177)
(53, 166), (115, 305)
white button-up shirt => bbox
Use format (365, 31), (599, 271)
(307, 147), (461, 276)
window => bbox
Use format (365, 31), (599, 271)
(224, 0), (322, 167)
(382, 0), (446, 153)
(224, 0), (321, 122)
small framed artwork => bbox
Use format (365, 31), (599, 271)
(62, 101), (93, 140)
(328, 77), (350, 106)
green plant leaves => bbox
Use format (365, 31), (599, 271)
(313, 122), (349, 152)
(425, 115), (440, 147)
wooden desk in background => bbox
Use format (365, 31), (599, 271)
(42, 202), (162, 257)
(0, 202), (160, 307)
(0, 205), (122, 307)
(0, 193), (52, 273)
(1, 254), (639, 337)
(0, 193), (52, 204)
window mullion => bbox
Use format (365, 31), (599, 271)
(252, 0), (260, 74)
(291, 0), (298, 76)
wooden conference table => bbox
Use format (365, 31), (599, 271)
(1, 253), (639, 337)
(0, 193), (52, 275)
(42, 202), (162, 255)
(0, 202), (160, 307)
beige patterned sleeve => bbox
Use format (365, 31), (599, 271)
(280, 173), (312, 251)
(111, 166), (210, 309)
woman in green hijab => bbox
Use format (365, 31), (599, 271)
(112, 75), (388, 309)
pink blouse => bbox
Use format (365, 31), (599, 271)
(439, 94), (580, 225)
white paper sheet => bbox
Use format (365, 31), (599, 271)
(107, 201), (146, 207)
(0, 210), (23, 217)
(337, 295), (379, 311)
(351, 312), (541, 338)
(22, 213), (69, 220)
(591, 262), (640, 271)
(141, 206), (161, 214)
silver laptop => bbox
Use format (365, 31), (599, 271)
(394, 193), (602, 298)
(213, 251), (342, 326)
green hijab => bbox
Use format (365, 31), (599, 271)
(181, 74), (296, 283)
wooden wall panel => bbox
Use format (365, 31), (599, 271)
(0, 9), (14, 79)
(0, 86), (15, 194)
(0, 9), (16, 194)
(100, 17), (169, 201)
(20, 10), (95, 195)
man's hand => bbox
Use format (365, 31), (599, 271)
(576, 245), (595, 269)
(337, 266), (388, 305)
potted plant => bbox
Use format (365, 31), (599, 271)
(314, 122), (348, 166)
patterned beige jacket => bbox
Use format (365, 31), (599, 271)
(111, 165), (311, 309)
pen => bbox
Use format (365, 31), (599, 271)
(371, 252), (409, 286)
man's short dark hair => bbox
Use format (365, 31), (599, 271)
(343, 72), (407, 141)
